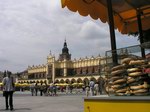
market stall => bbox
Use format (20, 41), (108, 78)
(82, 49), (150, 112)
(105, 45), (150, 96)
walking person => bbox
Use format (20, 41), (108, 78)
(43, 82), (49, 96)
(34, 83), (39, 96)
(66, 85), (69, 94)
(49, 83), (53, 96)
(94, 82), (99, 96)
(2, 71), (16, 111)
(85, 85), (90, 97)
(69, 84), (73, 94)
(89, 79), (95, 96)
(98, 77), (105, 95)
(52, 83), (57, 96)
(39, 83), (44, 96)
(30, 83), (35, 96)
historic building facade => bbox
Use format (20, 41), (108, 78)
(18, 41), (107, 85)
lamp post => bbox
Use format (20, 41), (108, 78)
(99, 60), (101, 78)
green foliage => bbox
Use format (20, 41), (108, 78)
(128, 29), (150, 42)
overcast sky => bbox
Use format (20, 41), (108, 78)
(0, 0), (140, 73)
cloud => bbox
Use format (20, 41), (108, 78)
(79, 20), (109, 39)
(0, 0), (139, 72)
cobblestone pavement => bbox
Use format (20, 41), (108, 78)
(0, 91), (85, 112)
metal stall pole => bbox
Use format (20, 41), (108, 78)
(137, 10), (145, 58)
(106, 0), (118, 65)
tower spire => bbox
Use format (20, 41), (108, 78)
(49, 50), (52, 55)
(59, 40), (71, 61)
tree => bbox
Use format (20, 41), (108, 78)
(129, 29), (150, 42)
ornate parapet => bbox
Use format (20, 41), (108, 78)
(28, 64), (47, 74)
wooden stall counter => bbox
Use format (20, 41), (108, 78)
(84, 95), (150, 112)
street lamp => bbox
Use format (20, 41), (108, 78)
(98, 60), (101, 78)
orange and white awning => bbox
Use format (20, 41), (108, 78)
(61, 0), (150, 34)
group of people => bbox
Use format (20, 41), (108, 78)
(85, 78), (105, 97)
(29, 78), (106, 97)
(30, 83), (90, 96)
(30, 83), (57, 96)
(1, 72), (105, 111)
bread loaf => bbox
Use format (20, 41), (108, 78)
(130, 85), (144, 90)
(129, 60), (146, 65)
(111, 69), (126, 76)
(127, 68), (141, 73)
(132, 89), (148, 93)
(111, 64), (126, 71)
(128, 72), (143, 77)
(121, 58), (133, 65)
(113, 78), (126, 84)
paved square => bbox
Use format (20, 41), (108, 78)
(0, 92), (84, 112)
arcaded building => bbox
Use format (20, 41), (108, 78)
(18, 40), (107, 85)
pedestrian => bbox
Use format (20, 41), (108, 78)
(69, 84), (73, 94)
(89, 79), (95, 96)
(2, 71), (16, 111)
(39, 83), (44, 96)
(49, 83), (53, 96)
(85, 85), (90, 97)
(30, 83), (35, 96)
(82, 85), (85, 93)
(34, 83), (39, 96)
(52, 83), (57, 96)
(99, 77), (105, 95)
(43, 82), (49, 96)
(94, 82), (99, 95)
(66, 85), (69, 94)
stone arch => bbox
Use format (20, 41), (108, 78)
(55, 80), (59, 83)
(32, 80), (36, 83)
(71, 78), (76, 84)
(83, 78), (89, 86)
(65, 79), (70, 84)
(60, 79), (65, 83)
(40, 80), (43, 83)
(77, 78), (82, 83)
(97, 77), (106, 85)
(98, 77), (105, 81)
(90, 77), (97, 83)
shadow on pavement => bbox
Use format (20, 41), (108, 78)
(0, 108), (31, 111)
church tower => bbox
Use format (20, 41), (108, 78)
(59, 40), (71, 61)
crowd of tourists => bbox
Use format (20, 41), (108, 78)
(29, 82), (87, 96)
(28, 78), (106, 97)
(1, 70), (105, 111)
(30, 82), (57, 96)
(85, 78), (105, 97)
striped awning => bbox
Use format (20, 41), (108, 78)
(61, 0), (150, 34)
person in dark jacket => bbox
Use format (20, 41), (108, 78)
(98, 77), (105, 95)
